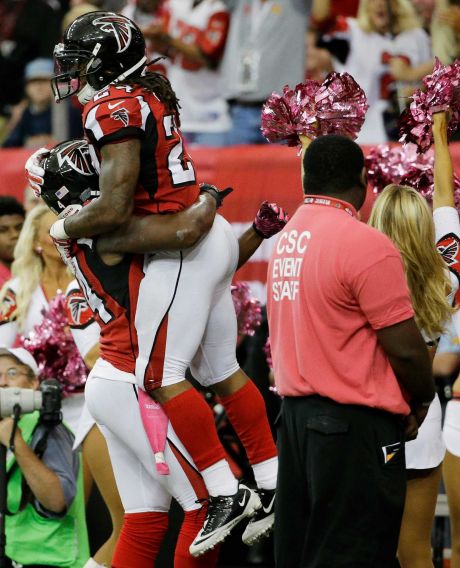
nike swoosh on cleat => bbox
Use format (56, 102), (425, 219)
(263, 496), (275, 514)
(108, 100), (125, 109)
(238, 492), (248, 507)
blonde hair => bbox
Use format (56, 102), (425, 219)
(0, 205), (50, 331)
(357, 0), (421, 34)
(368, 185), (454, 339)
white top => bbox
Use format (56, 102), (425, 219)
(0, 279), (48, 346)
(165, 0), (231, 133)
(330, 19), (431, 144)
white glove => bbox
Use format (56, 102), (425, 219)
(25, 147), (49, 197)
(50, 218), (70, 241)
(49, 204), (81, 269)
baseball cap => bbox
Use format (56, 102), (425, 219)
(0, 347), (39, 376)
(24, 58), (53, 82)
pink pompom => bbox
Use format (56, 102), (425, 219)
(231, 282), (262, 337)
(20, 293), (88, 397)
(261, 72), (368, 145)
(399, 58), (460, 153)
(366, 144), (427, 194)
(365, 143), (460, 207)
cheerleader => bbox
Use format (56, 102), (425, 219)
(368, 110), (457, 568)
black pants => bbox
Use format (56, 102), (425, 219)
(275, 395), (406, 568)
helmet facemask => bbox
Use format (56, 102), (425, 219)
(52, 42), (106, 103)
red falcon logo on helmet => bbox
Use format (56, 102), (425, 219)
(111, 108), (129, 127)
(65, 289), (94, 329)
(57, 141), (94, 176)
(93, 15), (135, 53)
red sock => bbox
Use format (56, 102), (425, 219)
(162, 389), (226, 470)
(219, 380), (277, 464)
(175, 508), (220, 567)
(112, 511), (168, 568)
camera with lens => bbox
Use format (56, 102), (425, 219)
(0, 379), (62, 427)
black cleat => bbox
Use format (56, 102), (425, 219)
(242, 488), (275, 545)
(189, 483), (261, 557)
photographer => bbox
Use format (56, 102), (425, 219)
(0, 347), (89, 568)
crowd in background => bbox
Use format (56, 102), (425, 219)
(5, 0), (460, 150)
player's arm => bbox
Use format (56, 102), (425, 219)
(144, 11), (229, 70)
(57, 139), (140, 239)
(97, 192), (218, 254)
(433, 111), (455, 210)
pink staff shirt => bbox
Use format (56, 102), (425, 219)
(267, 196), (414, 415)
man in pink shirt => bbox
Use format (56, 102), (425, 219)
(267, 135), (435, 568)
(0, 197), (25, 287)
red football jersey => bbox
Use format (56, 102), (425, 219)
(68, 240), (143, 374)
(83, 83), (199, 215)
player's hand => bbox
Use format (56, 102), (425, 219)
(50, 218), (74, 270)
(25, 147), (49, 197)
(199, 183), (233, 208)
(253, 201), (289, 238)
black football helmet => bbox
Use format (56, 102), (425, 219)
(52, 11), (147, 104)
(40, 139), (100, 216)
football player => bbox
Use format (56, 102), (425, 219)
(30, 110), (286, 554)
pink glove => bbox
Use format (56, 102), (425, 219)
(25, 147), (49, 197)
(253, 201), (289, 238)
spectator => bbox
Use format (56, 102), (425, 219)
(3, 58), (82, 148)
(220, 0), (310, 145)
(0, 197), (24, 288)
(143, 0), (231, 146)
(318, 0), (431, 143)
(267, 134), (435, 567)
(62, 0), (101, 31)
(0, 205), (76, 428)
(0, 347), (89, 567)
(0, 0), (61, 116)
(311, 0), (359, 32)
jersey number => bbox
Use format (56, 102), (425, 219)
(71, 257), (114, 325)
(163, 116), (196, 186)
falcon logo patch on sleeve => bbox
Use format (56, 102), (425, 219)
(65, 288), (95, 329)
(0, 288), (17, 325)
(111, 108), (129, 127)
(92, 15), (136, 53)
(437, 233), (460, 281)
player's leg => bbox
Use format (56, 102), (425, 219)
(85, 378), (170, 567)
(85, 368), (220, 565)
(133, 216), (261, 554)
(134, 247), (236, 494)
(191, 285), (278, 547)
